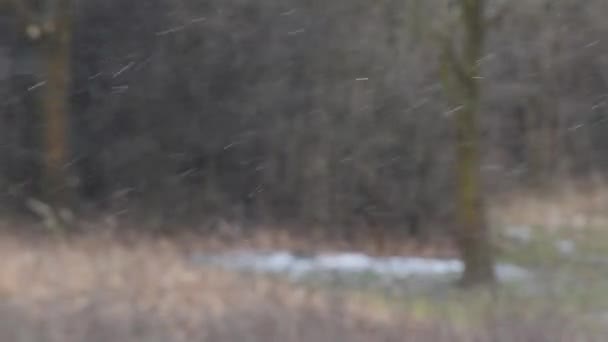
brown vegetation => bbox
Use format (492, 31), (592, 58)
(0, 231), (589, 341)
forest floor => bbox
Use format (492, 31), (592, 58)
(0, 207), (607, 341)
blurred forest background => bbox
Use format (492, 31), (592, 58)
(0, 0), (606, 238)
(1, 0), (608, 340)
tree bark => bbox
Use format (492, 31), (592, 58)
(41, 0), (73, 206)
(441, 0), (495, 286)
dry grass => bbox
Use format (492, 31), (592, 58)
(489, 180), (608, 231)
(173, 226), (457, 258)
(0, 219), (598, 341)
(0, 230), (418, 341)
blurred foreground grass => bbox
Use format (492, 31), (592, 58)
(0, 218), (605, 341)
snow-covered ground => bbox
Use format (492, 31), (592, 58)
(191, 250), (531, 283)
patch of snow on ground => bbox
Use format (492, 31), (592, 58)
(555, 239), (576, 256)
(192, 251), (531, 282)
(503, 225), (533, 243)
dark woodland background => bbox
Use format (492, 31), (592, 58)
(0, 0), (606, 236)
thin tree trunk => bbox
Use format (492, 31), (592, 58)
(41, 0), (73, 205)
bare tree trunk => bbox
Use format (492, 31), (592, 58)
(41, 0), (73, 206)
(1, 0), (75, 230)
(440, 0), (495, 286)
